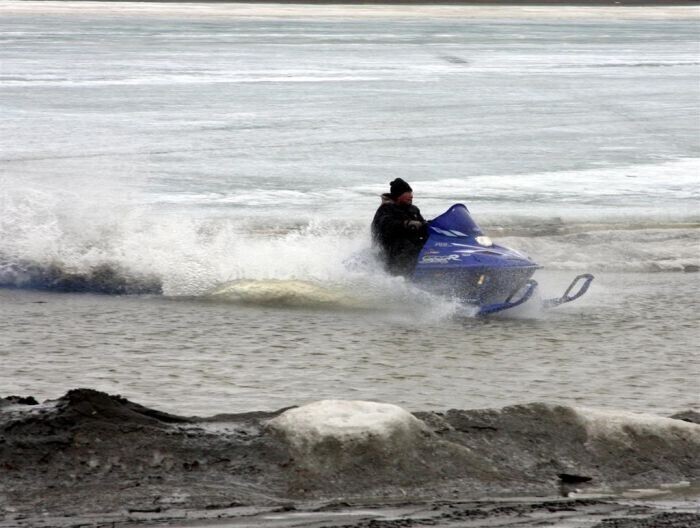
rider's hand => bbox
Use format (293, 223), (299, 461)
(405, 220), (424, 231)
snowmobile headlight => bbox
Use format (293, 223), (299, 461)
(475, 236), (493, 247)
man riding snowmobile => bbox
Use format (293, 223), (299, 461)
(371, 178), (428, 276)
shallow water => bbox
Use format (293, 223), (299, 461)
(1, 270), (697, 416)
(0, 3), (698, 417)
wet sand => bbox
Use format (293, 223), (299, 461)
(1, 389), (698, 527)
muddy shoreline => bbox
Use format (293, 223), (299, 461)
(1, 389), (698, 527)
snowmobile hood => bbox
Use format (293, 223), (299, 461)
(415, 204), (537, 271)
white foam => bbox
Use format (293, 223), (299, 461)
(0, 185), (463, 323)
(209, 279), (364, 309)
(0, 186), (364, 294)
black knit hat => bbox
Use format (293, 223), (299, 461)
(389, 178), (412, 198)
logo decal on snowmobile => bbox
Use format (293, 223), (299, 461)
(420, 254), (461, 264)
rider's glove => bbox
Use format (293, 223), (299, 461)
(405, 220), (424, 231)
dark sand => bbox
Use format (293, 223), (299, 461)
(1, 389), (699, 527)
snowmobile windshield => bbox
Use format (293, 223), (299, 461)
(429, 204), (483, 237)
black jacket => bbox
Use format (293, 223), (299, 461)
(371, 194), (428, 276)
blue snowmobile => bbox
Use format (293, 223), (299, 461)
(413, 204), (593, 315)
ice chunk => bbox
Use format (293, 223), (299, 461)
(574, 407), (700, 446)
(267, 400), (499, 493)
(267, 400), (428, 448)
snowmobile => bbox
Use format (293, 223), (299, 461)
(412, 204), (593, 315)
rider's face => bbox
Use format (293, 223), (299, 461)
(396, 191), (413, 206)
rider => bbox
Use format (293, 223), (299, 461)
(371, 178), (428, 276)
